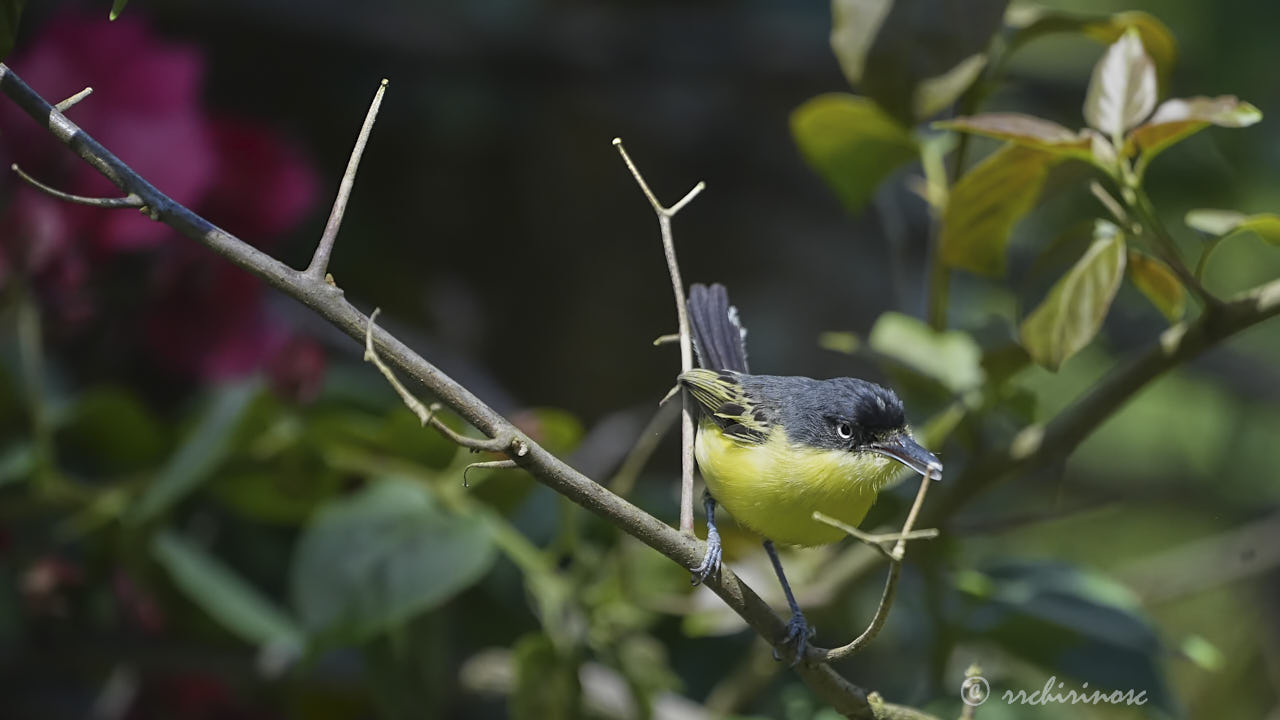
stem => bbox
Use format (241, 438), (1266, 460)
(612, 138), (704, 537)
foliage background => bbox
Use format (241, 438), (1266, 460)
(2, 0), (1279, 719)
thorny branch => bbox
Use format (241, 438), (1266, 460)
(0, 63), (932, 719)
(612, 137), (705, 537)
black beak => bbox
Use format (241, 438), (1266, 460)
(868, 434), (943, 480)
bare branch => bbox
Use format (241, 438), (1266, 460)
(54, 86), (92, 112)
(814, 469), (937, 663)
(813, 512), (938, 561)
(305, 78), (388, 281)
(363, 308), (523, 456)
(11, 163), (143, 208)
(613, 137), (704, 536)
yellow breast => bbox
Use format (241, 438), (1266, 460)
(694, 421), (900, 547)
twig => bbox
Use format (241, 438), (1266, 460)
(813, 512), (939, 561)
(305, 78), (388, 281)
(814, 469), (937, 663)
(653, 333), (680, 346)
(53, 86), (92, 112)
(363, 308), (524, 456)
(612, 137), (705, 537)
(463, 459), (519, 488)
(11, 163), (143, 208)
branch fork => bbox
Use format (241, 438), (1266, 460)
(612, 137), (704, 536)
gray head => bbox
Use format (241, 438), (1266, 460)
(743, 375), (942, 479)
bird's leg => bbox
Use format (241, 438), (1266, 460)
(763, 539), (814, 666)
(691, 491), (722, 585)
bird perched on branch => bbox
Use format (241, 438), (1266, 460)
(679, 283), (941, 661)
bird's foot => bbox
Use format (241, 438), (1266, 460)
(772, 611), (815, 666)
(690, 526), (722, 586)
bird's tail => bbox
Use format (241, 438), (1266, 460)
(687, 283), (749, 373)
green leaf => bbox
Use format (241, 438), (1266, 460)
(0, 443), (33, 487)
(290, 478), (496, 643)
(0, 0), (23, 61)
(868, 312), (984, 393)
(511, 633), (581, 720)
(129, 382), (259, 524)
(935, 114), (1091, 159)
(829, 0), (894, 88)
(1127, 250), (1185, 322)
(1185, 209), (1280, 244)
(61, 387), (167, 472)
(1128, 96), (1262, 160)
(859, 0), (1008, 122)
(1185, 209), (1248, 237)
(913, 54), (987, 120)
(1019, 220), (1127, 371)
(152, 530), (303, 649)
(1084, 29), (1157, 138)
(109, 0), (128, 20)
(941, 143), (1057, 276)
(213, 470), (344, 526)
(790, 93), (918, 214)
(1007, 9), (1176, 87)
(818, 331), (861, 355)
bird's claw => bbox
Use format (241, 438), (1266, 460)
(690, 527), (722, 586)
(772, 611), (815, 666)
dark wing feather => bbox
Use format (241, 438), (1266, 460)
(688, 283), (749, 373)
(679, 368), (769, 443)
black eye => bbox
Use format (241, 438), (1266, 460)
(835, 421), (853, 440)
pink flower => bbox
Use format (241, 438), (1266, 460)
(3, 10), (216, 252)
(0, 9), (324, 382)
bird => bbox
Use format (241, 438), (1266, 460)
(679, 283), (942, 662)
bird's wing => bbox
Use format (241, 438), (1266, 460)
(678, 369), (770, 444)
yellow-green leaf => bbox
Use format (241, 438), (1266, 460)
(1185, 209), (1280, 244)
(941, 143), (1056, 276)
(791, 93), (918, 214)
(1127, 250), (1185, 322)
(868, 312), (984, 393)
(829, 0), (894, 88)
(936, 113), (1091, 161)
(857, 0), (1008, 122)
(1129, 96), (1262, 160)
(1020, 220), (1127, 370)
(1084, 29), (1157, 137)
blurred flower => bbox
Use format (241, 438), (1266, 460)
(20, 554), (83, 617)
(266, 335), (328, 404)
(0, 9), (323, 382)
